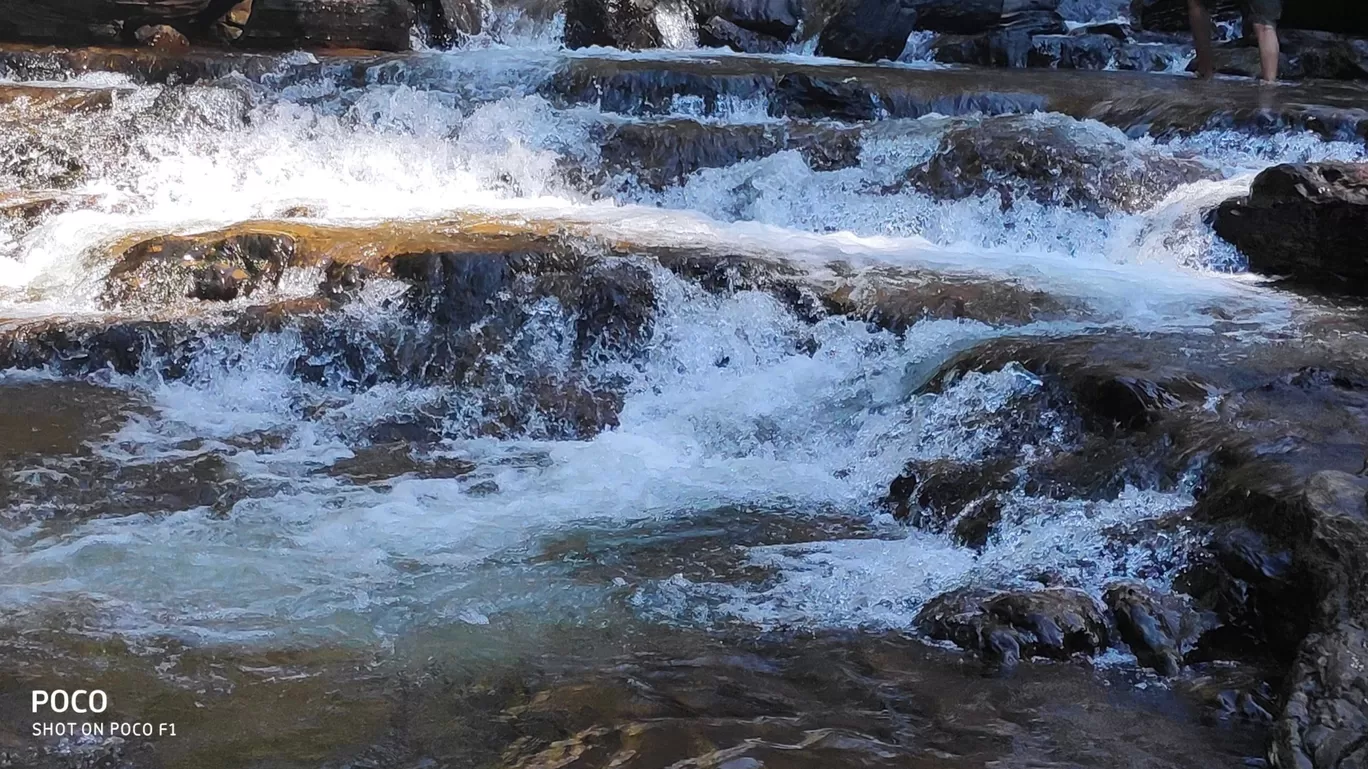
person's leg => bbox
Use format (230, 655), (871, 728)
(1247, 0), (1281, 81)
(1254, 22), (1279, 81)
(1187, 0), (1214, 78)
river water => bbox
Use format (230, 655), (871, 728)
(0, 23), (1365, 769)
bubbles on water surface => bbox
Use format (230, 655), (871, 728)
(0, 46), (1360, 648)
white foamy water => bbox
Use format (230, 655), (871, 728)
(0, 47), (1360, 645)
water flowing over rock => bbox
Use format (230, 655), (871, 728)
(1212, 162), (1368, 294)
(4, 29), (1368, 769)
(897, 113), (1219, 215)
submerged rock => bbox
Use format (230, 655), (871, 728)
(103, 231), (298, 306)
(917, 587), (1110, 668)
(1212, 162), (1368, 294)
(595, 118), (862, 189)
(898, 113), (1219, 215)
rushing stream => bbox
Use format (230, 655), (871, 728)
(2, 14), (1367, 769)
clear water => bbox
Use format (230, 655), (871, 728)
(2, 40), (1363, 651)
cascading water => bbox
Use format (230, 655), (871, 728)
(2, 17), (1367, 769)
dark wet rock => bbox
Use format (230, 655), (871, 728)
(952, 496), (1005, 550)
(927, 30), (1037, 68)
(1213, 162), (1368, 295)
(325, 443), (476, 484)
(699, 16), (786, 53)
(1282, 31), (1368, 81)
(917, 587), (1110, 668)
(1267, 471), (1368, 769)
(884, 458), (1016, 543)
(1176, 523), (1310, 663)
(237, 0), (416, 50)
(133, 23), (190, 52)
(1108, 38), (1190, 71)
(1184, 667), (1281, 724)
(982, 32), (1188, 72)
(596, 118), (861, 188)
(814, 0), (919, 63)
(922, 336), (1206, 431)
(703, 0), (801, 39)
(821, 266), (1082, 329)
(103, 231), (298, 306)
(910, 0), (1063, 35)
(417, 0), (483, 45)
(898, 113), (1219, 215)
(915, 327), (1368, 763)
(1103, 581), (1211, 676)
(920, 9), (1068, 67)
(564, 0), (693, 50)
(770, 73), (880, 121)
(390, 250), (656, 353)
(0, 0), (416, 50)
(565, 0), (802, 52)
(653, 249), (1077, 328)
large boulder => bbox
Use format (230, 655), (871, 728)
(698, 15), (786, 52)
(236, 0), (417, 49)
(899, 113), (1219, 215)
(0, 0), (417, 50)
(1271, 472), (1368, 769)
(917, 587), (1111, 668)
(702, 0), (800, 39)
(814, 0), (919, 62)
(564, 0), (676, 49)
(1211, 162), (1368, 294)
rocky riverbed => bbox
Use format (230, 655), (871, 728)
(2, 2), (1368, 769)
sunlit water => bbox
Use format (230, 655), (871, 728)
(0, 41), (1363, 655)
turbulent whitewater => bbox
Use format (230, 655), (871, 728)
(2, 35), (1367, 769)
